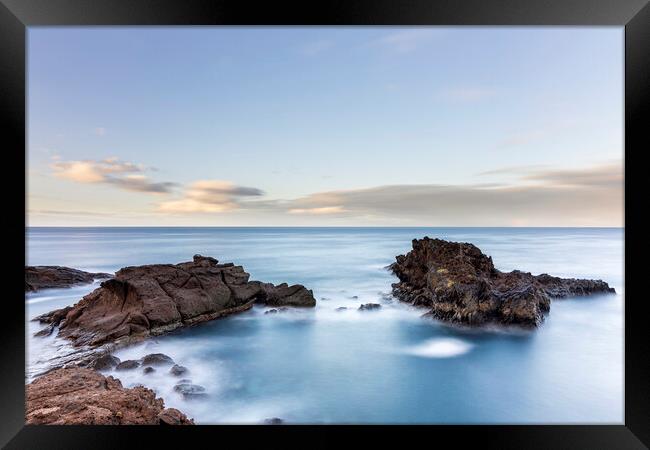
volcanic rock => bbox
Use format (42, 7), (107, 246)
(115, 360), (140, 371)
(36, 255), (316, 347)
(25, 266), (112, 292)
(26, 367), (193, 425)
(142, 353), (174, 366)
(390, 237), (616, 327)
(89, 354), (121, 371)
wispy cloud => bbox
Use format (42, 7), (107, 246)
(477, 164), (553, 177)
(157, 180), (264, 214)
(51, 157), (176, 194)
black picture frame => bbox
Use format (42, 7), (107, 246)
(2, 0), (648, 448)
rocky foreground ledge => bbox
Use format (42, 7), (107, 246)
(26, 367), (194, 425)
(25, 266), (112, 292)
(390, 237), (615, 327)
(35, 255), (316, 347)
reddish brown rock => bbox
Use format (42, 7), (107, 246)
(36, 255), (316, 347)
(26, 367), (193, 425)
(390, 237), (615, 327)
(25, 266), (112, 292)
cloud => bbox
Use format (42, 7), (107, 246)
(477, 164), (553, 177)
(157, 180), (264, 214)
(51, 157), (176, 194)
(288, 206), (346, 215)
(106, 175), (178, 193)
(28, 209), (112, 217)
(371, 29), (442, 53)
(522, 163), (622, 187)
(277, 162), (623, 226)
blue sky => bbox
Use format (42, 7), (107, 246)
(27, 27), (623, 226)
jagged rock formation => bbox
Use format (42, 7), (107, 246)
(390, 237), (615, 327)
(26, 367), (194, 425)
(25, 266), (112, 292)
(35, 255), (316, 347)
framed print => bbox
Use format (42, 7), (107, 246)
(1, 0), (648, 448)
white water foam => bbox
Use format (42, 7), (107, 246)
(404, 338), (473, 358)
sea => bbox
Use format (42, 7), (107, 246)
(25, 227), (624, 424)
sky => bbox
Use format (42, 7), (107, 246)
(27, 27), (623, 227)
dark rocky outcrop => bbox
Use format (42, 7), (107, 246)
(390, 237), (615, 327)
(143, 367), (155, 374)
(35, 255), (316, 347)
(26, 367), (194, 425)
(26, 266), (112, 292)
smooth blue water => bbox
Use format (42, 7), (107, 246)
(26, 227), (624, 424)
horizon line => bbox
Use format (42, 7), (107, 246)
(25, 225), (625, 229)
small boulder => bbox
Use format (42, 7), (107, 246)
(359, 303), (381, 311)
(174, 383), (207, 399)
(264, 417), (284, 425)
(169, 365), (188, 377)
(89, 354), (120, 371)
(115, 360), (140, 371)
(142, 353), (174, 366)
(335, 307), (348, 312)
(158, 408), (194, 425)
(265, 309), (278, 314)
(34, 325), (55, 337)
(143, 367), (155, 374)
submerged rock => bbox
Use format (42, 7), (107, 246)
(143, 366), (155, 374)
(264, 417), (284, 425)
(335, 307), (348, 311)
(142, 353), (174, 366)
(390, 237), (616, 327)
(115, 360), (140, 371)
(25, 266), (112, 292)
(89, 354), (121, 371)
(174, 382), (207, 399)
(35, 255), (316, 347)
(26, 367), (194, 425)
(359, 303), (381, 311)
(169, 364), (188, 376)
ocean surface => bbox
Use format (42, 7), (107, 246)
(25, 227), (624, 424)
